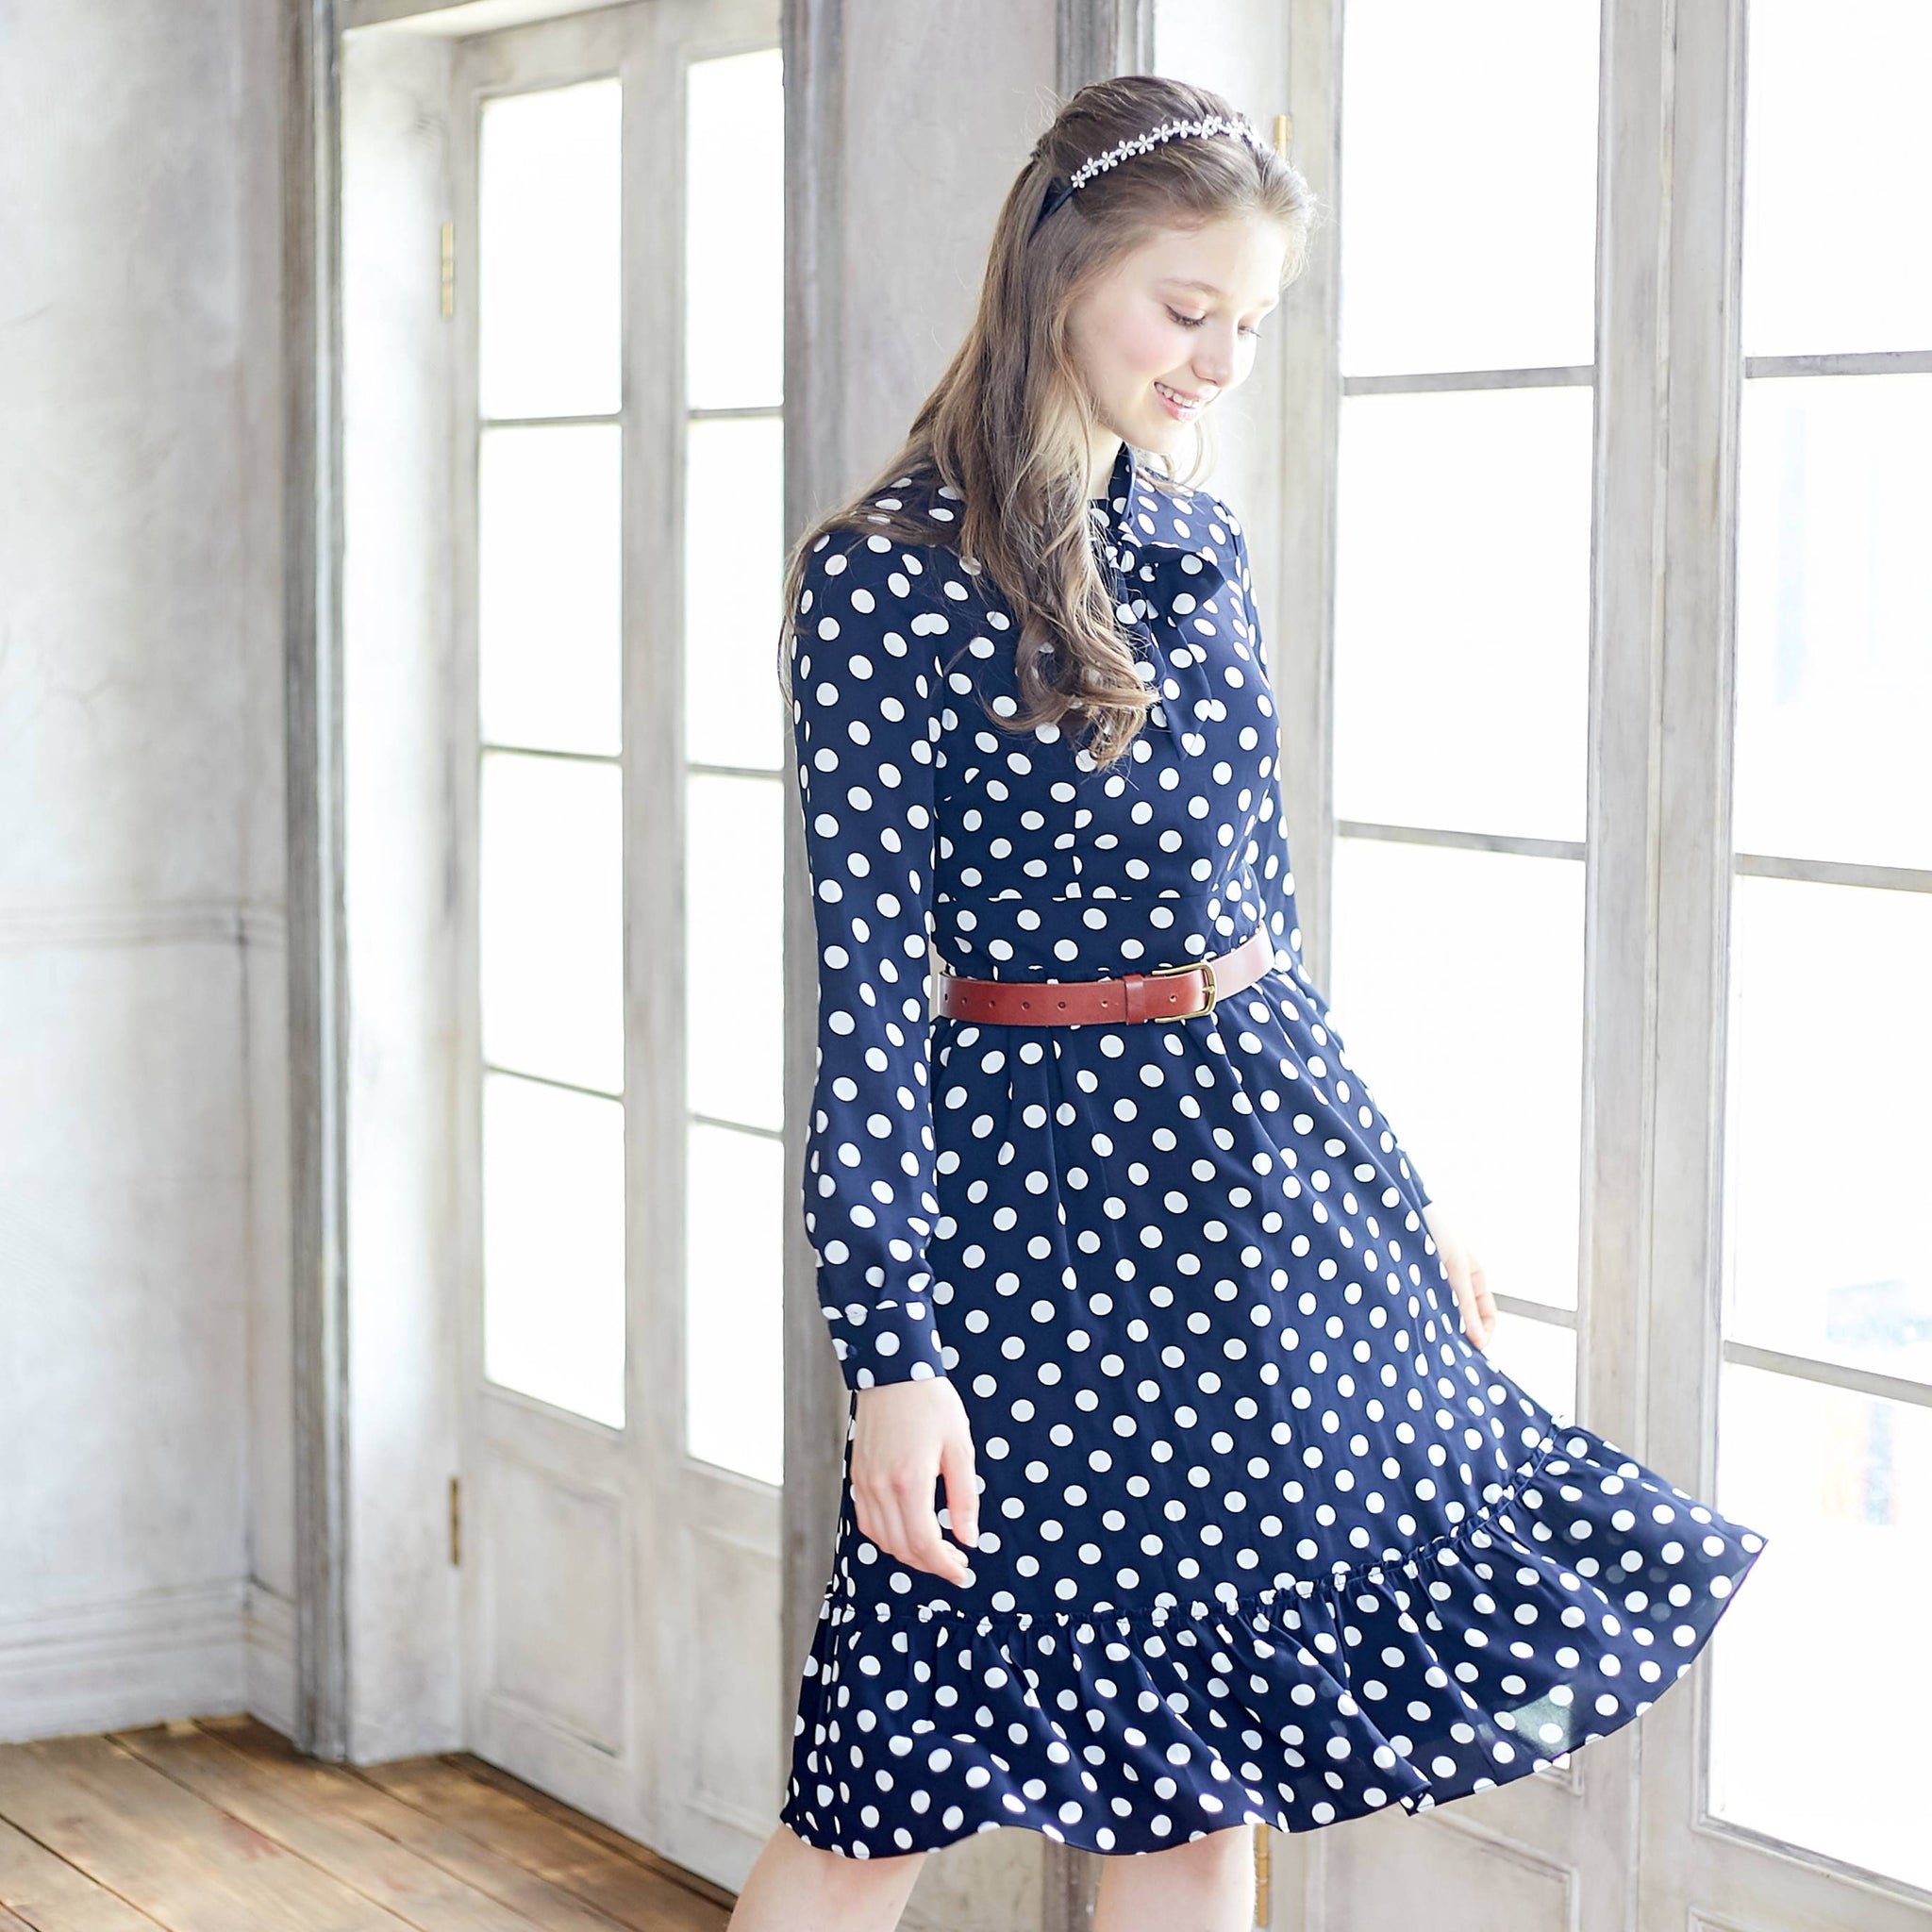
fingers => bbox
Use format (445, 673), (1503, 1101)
(1463, 1291), (1495, 1351)
(1466, 1253), (1494, 1350)
(858, 1490), (969, 1587)
(1460, 1296), (1483, 1349)
(1460, 1286), (1490, 1351)
(906, 1511), (971, 1588)
(852, 1461), (974, 1588)
(1439, 1237), (1495, 1352)
(941, 1431), (979, 1554)
(1446, 1258), (1485, 1352)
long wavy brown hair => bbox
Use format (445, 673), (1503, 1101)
(774, 75), (1315, 769)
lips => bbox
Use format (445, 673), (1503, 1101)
(1154, 379), (1206, 421)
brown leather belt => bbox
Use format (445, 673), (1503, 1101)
(933, 926), (1275, 1027)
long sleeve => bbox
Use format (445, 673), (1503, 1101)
(1233, 522), (1434, 1211)
(788, 529), (952, 1390)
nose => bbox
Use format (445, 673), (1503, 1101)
(1192, 326), (1239, 389)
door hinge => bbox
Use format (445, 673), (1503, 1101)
(440, 221), (455, 320)
(449, 1474), (462, 1566)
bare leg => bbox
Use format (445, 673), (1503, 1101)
(724, 1822), (927, 1932)
(1092, 1824), (1257, 1932)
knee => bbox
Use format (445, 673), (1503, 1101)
(1141, 1823), (1256, 1869)
(727, 1824), (927, 1932)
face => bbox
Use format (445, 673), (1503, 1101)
(1067, 211), (1289, 491)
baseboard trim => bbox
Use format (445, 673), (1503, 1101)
(0, 1577), (297, 1745)
(243, 1580), (298, 1740)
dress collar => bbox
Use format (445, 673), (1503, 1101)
(1087, 438), (1238, 585)
(1075, 441), (1247, 754)
(1088, 438), (1142, 564)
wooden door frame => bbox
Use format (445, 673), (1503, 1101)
(284, 0), (353, 1764)
(291, 0), (819, 1801)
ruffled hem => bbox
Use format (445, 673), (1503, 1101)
(781, 1415), (1770, 1857)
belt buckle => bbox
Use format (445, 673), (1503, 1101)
(1149, 956), (1216, 1020)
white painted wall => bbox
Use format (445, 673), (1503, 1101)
(0, 0), (295, 1741)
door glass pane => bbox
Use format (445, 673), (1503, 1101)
(1724, 875), (1932, 1384)
(685, 773), (784, 1132)
(1734, 375), (1932, 871)
(1709, 1363), (1930, 1889)
(1334, 385), (1593, 841)
(683, 46), (788, 1487)
(1339, 0), (1600, 375)
(1742, 0), (1932, 356)
(484, 1071), (625, 1427)
(685, 49), (784, 411)
(1329, 838), (1585, 1313)
(1720, 6), (1931, 1887)
(472, 63), (627, 1442)
(478, 77), (622, 421)
(481, 750), (625, 1095)
(479, 423), (622, 757)
(685, 414), (786, 774)
(685, 1122), (784, 1484)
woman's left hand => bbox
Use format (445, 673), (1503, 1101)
(1423, 1200), (1497, 1352)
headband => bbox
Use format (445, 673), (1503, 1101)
(1032, 113), (1274, 233)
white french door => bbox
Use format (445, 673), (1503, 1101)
(1282, 8), (1619, 1921)
(1265, 0), (1932, 1926)
(447, 0), (786, 1892)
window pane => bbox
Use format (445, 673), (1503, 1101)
(1710, 1363), (1930, 1889)
(685, 415), (786, 773)
(1742, 0), (1932, 357)
(1734, 375), (1932, 871)
(1329, 839), (1584, 1313)
(1724, 875), (1932, 1386)
(1335, 386), (1593, 841)
(481, 750), (625, 1094)
(685, 773), (784, 1131)
(685, 1121), (784, 1484)
(1339, 0), (1599, 375)
(686, 49), (784, 411)
(484, 1072), (625, 1427)
(480, 423), (622, 757)
(1485, 1314), (1575, 1425)
(479, 78), (622, 420)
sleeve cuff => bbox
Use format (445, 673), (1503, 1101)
(825, 1292), (951, 1391)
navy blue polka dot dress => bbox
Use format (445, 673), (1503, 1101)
(780, 439), (1769, 1857)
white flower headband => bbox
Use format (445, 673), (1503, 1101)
(1033, 114), (1274, 232)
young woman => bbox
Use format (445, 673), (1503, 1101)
(729, 74), (1768, 1932)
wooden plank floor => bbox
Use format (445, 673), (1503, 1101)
(0, 1718), (735, 1932)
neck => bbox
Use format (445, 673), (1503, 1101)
(1087, 432), (1124, 500)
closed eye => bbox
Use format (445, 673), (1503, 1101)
(1168, 307), (1263, 340)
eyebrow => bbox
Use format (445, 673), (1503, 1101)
(1160, 276), (1279, 309)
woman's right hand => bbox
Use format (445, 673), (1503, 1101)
(851, 1377), (980, 1588)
